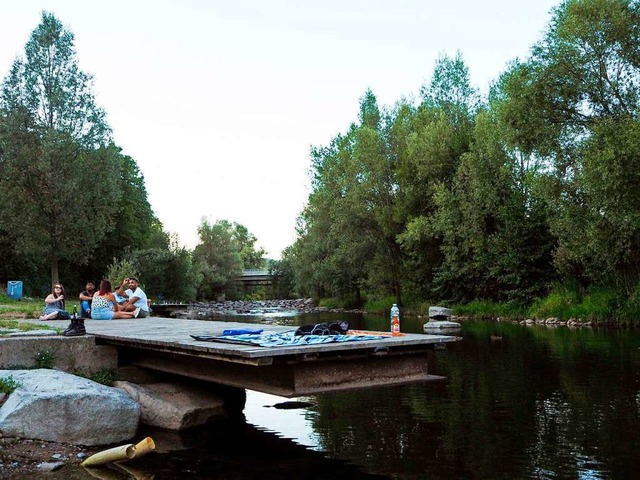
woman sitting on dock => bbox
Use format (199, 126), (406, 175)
(39, 283), (67, 320)
(91, 280), (140, 320)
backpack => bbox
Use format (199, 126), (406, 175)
(294, 321), (350, 336)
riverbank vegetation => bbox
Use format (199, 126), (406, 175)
(278, 0), (640, 324)
(2, 1), (640, 324)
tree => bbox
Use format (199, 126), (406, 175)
(192, 219), (243, 300)
(499, 0), (640, 292)
(0, 12), (118, 286)
(231, 223), (266, 269)
(396, 53), (478, 300)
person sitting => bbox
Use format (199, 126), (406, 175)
(91, 279), (140, 320)
(116, 277), (151, 317)
(112, 289), (128, 310)
(78, 281), (96, 318)
(40, 283), (67, 320)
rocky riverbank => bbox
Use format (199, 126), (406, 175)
(0, 436), (91, 478)
(177, 298), (367, 319)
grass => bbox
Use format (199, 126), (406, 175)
(73, 368), (117, 386)
(0, 293), (42, 320)
(0, 375), (21, 395)
(0, 319), (63, 335)
(33, 349), (57, 369)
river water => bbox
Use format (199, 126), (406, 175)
(52, 312), (640, 480)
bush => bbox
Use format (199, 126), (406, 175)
(528, 286), (623, 321)
(363, 296), (397, 313)
(454, 300), (527, 318)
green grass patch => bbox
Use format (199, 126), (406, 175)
(363, 296), (397, 313)
(0, 295), (42, 320)
(452, 300), (528, 318)
(0, 375), (21, 394)
(527, 287), (623, 321)
(318, 298), (345, 309)
(0, 319), (63, 335)
(73, 369), (117, 386)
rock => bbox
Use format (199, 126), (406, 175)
(0, 369), (140, 446)
(428, 306), (453, 319)
(114, 381), (227, 430)
(424, 321), (461, 333)
(37, 461), (65, 472)
(6, 329), (57, 337)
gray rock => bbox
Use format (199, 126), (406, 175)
(428, 306), (453, 319)
(115, 381), (227, 430)
(424, 320), (461, 333)
(0, 369), (140, 446)
(6, 329), (57, 337)
(37, 461), (65, 472)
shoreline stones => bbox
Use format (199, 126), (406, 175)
(181, 299), (367, 319)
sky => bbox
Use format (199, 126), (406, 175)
(0, 0), (560, 259)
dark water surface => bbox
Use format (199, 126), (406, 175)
(49, 313), (640, 480)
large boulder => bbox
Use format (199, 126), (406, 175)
(0, 369), (140, 446)
(428, 306), (453, 319)
(114, 381), (227, 430)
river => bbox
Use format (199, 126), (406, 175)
(51, 311), (640, 480)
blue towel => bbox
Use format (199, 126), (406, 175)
(223, 328), (264, 336)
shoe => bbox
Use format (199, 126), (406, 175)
(64, 318), (86, 336)
(63, 318), (77, 334)
(134, 307), (141, 318)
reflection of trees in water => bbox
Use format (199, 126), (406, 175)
(307, 321), (640, 479)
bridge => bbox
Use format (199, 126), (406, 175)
(36, 317), (458, 398)
(236, 269), (275, 286)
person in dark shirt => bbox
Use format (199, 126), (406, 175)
(78, 281), (96, 318)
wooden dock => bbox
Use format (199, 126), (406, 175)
(38, 317), (459, 398)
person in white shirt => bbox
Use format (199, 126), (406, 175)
(116, 277), (151, 318)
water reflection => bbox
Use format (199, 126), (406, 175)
(34, 315), (640, 479)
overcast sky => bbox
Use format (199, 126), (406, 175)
(0, 0), (560, 259)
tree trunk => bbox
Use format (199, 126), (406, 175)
(50, 251), (59, 286)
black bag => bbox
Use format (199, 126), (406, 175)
(295, 321), (349, 336)
(57, 310), (71, 320)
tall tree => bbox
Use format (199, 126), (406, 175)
(500, 0), (640, 292)
(192, 219), (243, 300)
(231, 223), (266, 269)
(0, 12), (118, 285)
(396, 53), (478, 300)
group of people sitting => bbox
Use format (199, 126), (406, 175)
(40, 277), (151, 321)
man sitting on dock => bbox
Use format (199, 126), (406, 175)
(78, 281), (96, 318)
(116, 277), (151, 318)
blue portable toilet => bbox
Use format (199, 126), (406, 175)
(7, 281), (23, 301)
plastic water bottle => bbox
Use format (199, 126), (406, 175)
(390, 303), (400, 335)
(73, 304), (77, 319)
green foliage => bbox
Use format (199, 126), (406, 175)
(74, 369), (116, 386)
(453, 300), (528, 318)
(318, 298), (344, 309)
(268, 252), (296, 299)
(528, 286), (624, 320)
(192, 219), (244, 300)
(0, 375), (21, 395)
(363, 296), (397, 313)
(33, 349), (56, 369)
(0, 12), (118, 285)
